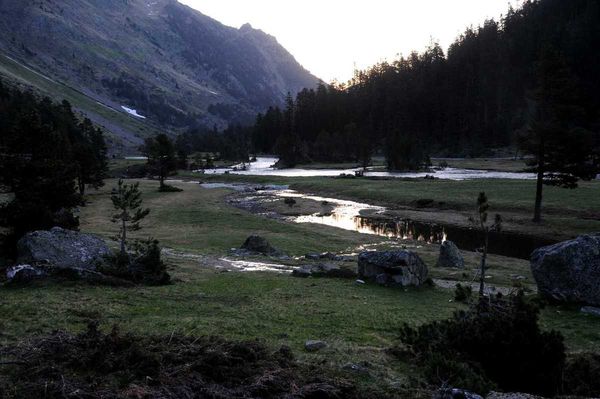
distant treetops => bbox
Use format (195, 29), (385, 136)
(251, 0), (600, 175)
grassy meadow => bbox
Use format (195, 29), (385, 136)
(2, 177), (599, 363)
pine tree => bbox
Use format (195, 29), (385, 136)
(142, 134), (177, 190)
(519, 47), (598, 222)
(73, 118), (108, 197)
(473, 192), (502, 298)
(111, 179), (150, 257)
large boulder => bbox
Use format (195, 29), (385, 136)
(530, 233), (600, 305)
(358, 250), (429, 287)
(240, 235), (282, 256)
(17, 227), (111, 271)
(437, 240), (465, 268)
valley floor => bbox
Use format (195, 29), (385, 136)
(1, 176), (600, 395)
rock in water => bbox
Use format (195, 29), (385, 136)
(530, 233), (600, 305)
(17, 227), (110, 271)
(358, 250), (428, 287)
(240, 235), (282, 256)
(437, 240), (465, 268)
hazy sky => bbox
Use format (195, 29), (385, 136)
(179, 0), (519, 83)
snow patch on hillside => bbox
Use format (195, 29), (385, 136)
(121, 106), (146, 119)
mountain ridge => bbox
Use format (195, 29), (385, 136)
(0, 0), (319, 151)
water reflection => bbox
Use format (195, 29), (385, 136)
(200, 182), (556, 259)
(296, 208), (445, 244)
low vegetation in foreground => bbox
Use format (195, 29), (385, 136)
(2, 178), (600, 397)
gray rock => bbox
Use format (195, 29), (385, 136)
(17, 227), (110, 271)
(342, 362), (370, 375)
(581, 306), (600, 317)
(434, 388), (483, 399)
(6, 264), (47, 284)
(530, 233), (600, 305)
(240, 235), (282, 256)
(304, 340), (327, 352)
(375, 273), (391, 285)
(358, 250), (428, 287)
(305, 253), (321, 260)
(305, 252), (344, 261)
(5, 263), (133, 287)
(291, 266), (312, 278)
(486, 392), (543, 399)
(437, 240), (465, 269)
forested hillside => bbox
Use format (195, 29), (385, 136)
(253, 0), (600, 167)
(0, 0), (318, 149)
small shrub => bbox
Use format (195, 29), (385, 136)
(562, 352), (600, 397)
(423, 352), (495, 394)
(454, 283), (472, 303)
(158, 184), (183, 192)
(129, 239), (171, 285)
(414, 198), (435, 208)
(395, 292), (565, 396)
(284, 197), (297, 207)
(102, 239), (170, 286)
(438, 160), (449, 169)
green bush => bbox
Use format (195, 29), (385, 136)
(102, 239), (170, 286)
(562, 352), (600, 397)
(396, 292), (565, 396)
(454, 283), (472, 303)
(158, 184), (183, 193)
(129, 239), (171, 285)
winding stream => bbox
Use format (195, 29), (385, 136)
(199, 183), (555, 259)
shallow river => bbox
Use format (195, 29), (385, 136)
(197, 182), (555, 259)
(199, 156), (535, 180)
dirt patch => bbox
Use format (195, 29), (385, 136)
(268, 197), (335, 217)
(0, 322), (381, 398)
(227, 191), (335, 219)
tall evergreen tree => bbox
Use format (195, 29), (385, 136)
(111, 179), (150, 257)
(142, 134), (177, 189)
(73, 118), (108, 197)
(519, 47), (598, 222)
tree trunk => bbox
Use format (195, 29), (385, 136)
(78, 176), (85, 197)
(479, 229), (488, 298)
(120, 216), (127, 256)
(533, 139), (545, 223)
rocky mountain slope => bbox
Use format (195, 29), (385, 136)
(0, 0), (319, 150)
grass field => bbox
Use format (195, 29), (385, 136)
(2, 178), (599, 360)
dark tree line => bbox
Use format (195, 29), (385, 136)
(0, 79), (108, 247)
(252, 0), (600, 171)
(175, 124), (251, 168)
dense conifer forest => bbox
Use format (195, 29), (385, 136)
(0, 80), (108, 246)
(252, 0), (600, 168)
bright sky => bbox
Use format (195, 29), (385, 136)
(179, 0), (519, 83)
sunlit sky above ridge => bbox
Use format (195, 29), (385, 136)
(179, 0), (520, 83)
